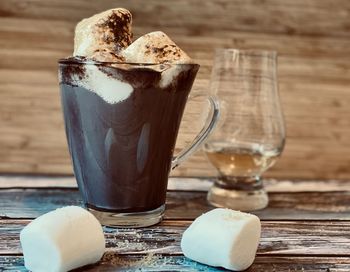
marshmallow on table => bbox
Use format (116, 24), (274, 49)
(74, 8), (132, 62)
(20, 206), (105, 272)
(181, 208), (261, 271)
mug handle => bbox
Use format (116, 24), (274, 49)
(171, 95), (220, 170)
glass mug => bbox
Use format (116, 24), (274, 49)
(58, 59), (219, 227)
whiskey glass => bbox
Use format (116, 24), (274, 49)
(204, 49), (285, 211)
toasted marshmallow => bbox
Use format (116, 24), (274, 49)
(122, 31), (193, 64)
(74, 8), (132, 61)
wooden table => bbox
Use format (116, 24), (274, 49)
(1, 176), (350, 271)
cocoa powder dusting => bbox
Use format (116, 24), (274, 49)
(59, 59), (86, 85)
(101, 251), (161, 267)
(98, 10), (132, 50)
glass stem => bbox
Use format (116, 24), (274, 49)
(215, 176), (263, 191)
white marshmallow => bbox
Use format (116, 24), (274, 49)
(74, 8), (132, 61)
(181, 208), (261, 271)
(122, 31), (193, 88)
(20, 206), (105, 272)
(122, 31), (193, 64)
(66, 64), (134, 104)
(159, 65), (188, 88)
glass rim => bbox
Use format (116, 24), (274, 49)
(215, 48), (277, 57)
(58, 57), (199, 68)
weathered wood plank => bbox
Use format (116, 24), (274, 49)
(2, 220), (350, 256)
(1, 176), (350, 193)
(166, 191), (350, 221)
(2, 0), (350, 38)
(3, 23), (350, 61)
(0, 189), (349, 220)
(1, 256), (350, 271)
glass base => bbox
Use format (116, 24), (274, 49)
(87, 204), (165, 228)
(207, 177), (268, 211)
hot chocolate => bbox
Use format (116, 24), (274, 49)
(58, 8), (220, 227)
(59, 59), (199, 213)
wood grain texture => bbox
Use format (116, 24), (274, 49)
(1, 256), (350, 271)
(1, 0), (350, 179)
(1, 180), (350, 271)
(2, 220), (350, 256)
(1, 176), (350, 192)
(0, 188), (349, 220)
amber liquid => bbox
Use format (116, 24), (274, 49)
(204, 142), (280, 177)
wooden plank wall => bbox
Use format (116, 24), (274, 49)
(0, 0), (350, 179)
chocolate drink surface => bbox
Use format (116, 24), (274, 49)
(59, 59), (199, 212)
